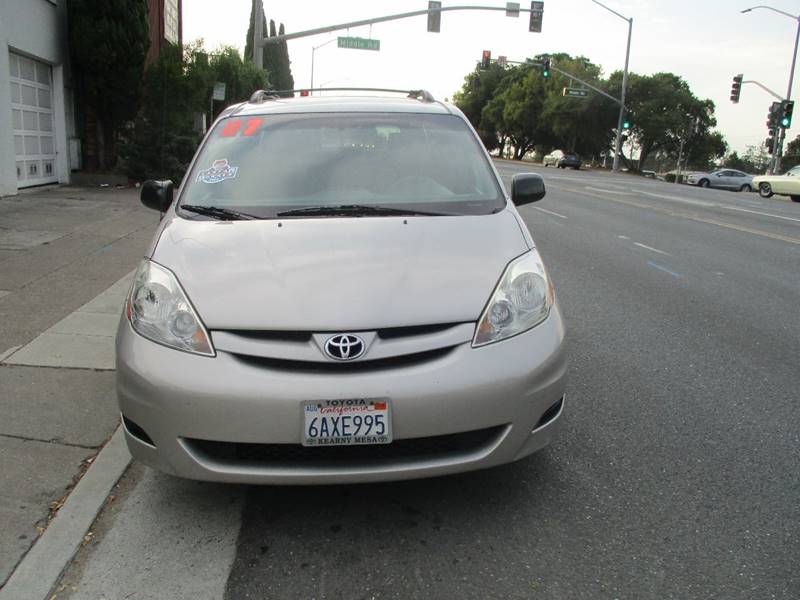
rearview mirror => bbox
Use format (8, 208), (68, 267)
(511, 173), (546, 206)
(141, 180), (174, 212)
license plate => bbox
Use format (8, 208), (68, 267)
(301, 399), (392, 447)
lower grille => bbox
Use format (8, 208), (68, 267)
(185, 426), (505, 468)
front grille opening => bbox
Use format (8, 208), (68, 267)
(534, 397), (564, 430)
(231, 345), (455, 373)
(186, 426), (505, 468)
(216, 330), (312, 343)
(377, 323), (463, 340)
(122, 415), (156, 447)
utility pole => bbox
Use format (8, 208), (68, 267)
(253, 0), (264, 69)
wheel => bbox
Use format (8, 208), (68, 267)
(758, 182), (773, 198)
(573, 166), (580, 170)
(543, 162), (548, 167)
(739, 184), (752, 192)
(791, 195), (800, 202)
(698, 179), (710, 188)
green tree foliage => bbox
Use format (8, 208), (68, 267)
(277, 23), (295, 91)
(262, 20), (294, 94)
(783, 135), (800, 171)
(609, 72), (725, 171)
(452, 63), (508, 150)
(120, 42), (267, 183)
(67, 0), (149, 169)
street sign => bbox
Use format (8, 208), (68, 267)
(563, 87), (589, 98)
(529, 1), (544, 32)
(497, 55), (507, 67)
(338, 36), (380, 51)
(506, 2), (520, 17)
(212, 82), (226, 101)
(427, 1), (441, 32)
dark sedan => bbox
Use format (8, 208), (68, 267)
(558, 153), (581, 169)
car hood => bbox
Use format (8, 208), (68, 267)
(150, 210), (530, 331)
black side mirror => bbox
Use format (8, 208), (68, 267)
(511, 173), (546, 206)
(141, 180), (174, 212)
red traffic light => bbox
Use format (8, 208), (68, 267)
(481, 50), (491, 69)
(300, 90), (309, 97)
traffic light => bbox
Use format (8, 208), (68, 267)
(622, 113), (631, 130)
(730, 74), (743, 103)
(529, 1), (544, 33)
(542, 56), (550, 78)
(300, 90), (309, 97)
(767, 102), (781, 130)
(481, 50), (491, 69)
(781, 99), (794, 129)
(427, 1), (441, 33)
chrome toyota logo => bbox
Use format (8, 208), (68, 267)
(324, 334), (366, 361)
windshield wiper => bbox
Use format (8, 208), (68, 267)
(180, 204), (262, 220)
(276, 204), (447, 218)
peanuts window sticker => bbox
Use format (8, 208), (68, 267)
(196, 159), (238, 184)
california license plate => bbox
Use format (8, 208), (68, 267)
(301, 399), (392, 447)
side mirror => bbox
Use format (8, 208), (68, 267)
(511, 173), (546, 206)
(141, 180), (174, 212)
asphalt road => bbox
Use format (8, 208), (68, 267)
(59, 165), (800, 600)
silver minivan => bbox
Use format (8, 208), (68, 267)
(118, 89), (567, 485)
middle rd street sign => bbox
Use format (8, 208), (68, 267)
(563, 87), (589, 98)
(338, 36), (380, 51)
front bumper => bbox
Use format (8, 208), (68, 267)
(116, 305), (568, 485)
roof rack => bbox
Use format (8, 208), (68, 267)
(248, 87), (436, 104)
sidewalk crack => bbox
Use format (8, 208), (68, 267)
(0, 432), (99, 450)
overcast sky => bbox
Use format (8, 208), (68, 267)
(184, 0), (800, 154)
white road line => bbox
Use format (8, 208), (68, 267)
(533, 206), (568, 219)
(639, 191), (715, 207)
(585, 186), (635, 195)
(618, 235), (630, 240)
(633, 242), (672, 256)
(721, 205), (800, 223)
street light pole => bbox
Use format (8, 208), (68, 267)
(310, 39), (337, 95)
(742, 5), (800, 173)
(591, 1), (633, 173)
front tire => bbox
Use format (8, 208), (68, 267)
(739, 184), (752, 192)
(759, 183), (773, 198)
(699, 179), (710, 188)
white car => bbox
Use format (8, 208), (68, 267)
(752, 165), (800, 202)
(542, 150), (563, 167)
(685, 169), (754, 192)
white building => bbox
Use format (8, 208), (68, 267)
(0, 0), (75, 196)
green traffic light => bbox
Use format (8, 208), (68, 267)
(622, 121), (631, 130)
(543, 69), (549, 78)
(782, 117), (790, 127)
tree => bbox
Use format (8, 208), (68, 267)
(608, 72), (725, 171)
(783, 134), (800, 171)
(68, 0), (149, 170)
(452, 62), (508, 151)
(120, 42), (267, 183)
(262, 20), (294, 94)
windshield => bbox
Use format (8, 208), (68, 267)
(179, 112), (504, 218)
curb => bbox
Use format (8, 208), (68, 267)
(0, 426), (131, 600)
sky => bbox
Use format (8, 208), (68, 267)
(183, 0), (800, 154)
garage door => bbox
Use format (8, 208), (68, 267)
(8, 52), (57, 187)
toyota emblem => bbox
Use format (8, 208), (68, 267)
(324, 334), (366, 361)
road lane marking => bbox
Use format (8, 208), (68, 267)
(533, 206), (568, 219)
(554, 185), (800, 246)
(639, 191), (715, 207)
(618, 235), (630, 240)
(633, 242), (671, 256)
(721, 205), (800, 223)
(585, 186), (635, 195)
(648, 261), (683, 278)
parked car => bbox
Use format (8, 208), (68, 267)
(685, 169), (754, 192)
(558, 153), (582, 170)
(752, 166), (800, 201)
(542, 150), (563, 167)
(120, 89), (567, 485)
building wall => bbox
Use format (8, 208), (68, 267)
(146, 0), (183, 66)
(0, 0), (73, 196)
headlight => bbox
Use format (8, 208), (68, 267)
(126, 260), (215, 356)
(473, 250), (554, 347)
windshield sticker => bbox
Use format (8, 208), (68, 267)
(243, 118), (264, 136)
(196, 159), (238, 184)
(221, 120), (241, 137)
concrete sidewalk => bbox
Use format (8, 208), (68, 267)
(0, 185), (157, 587)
